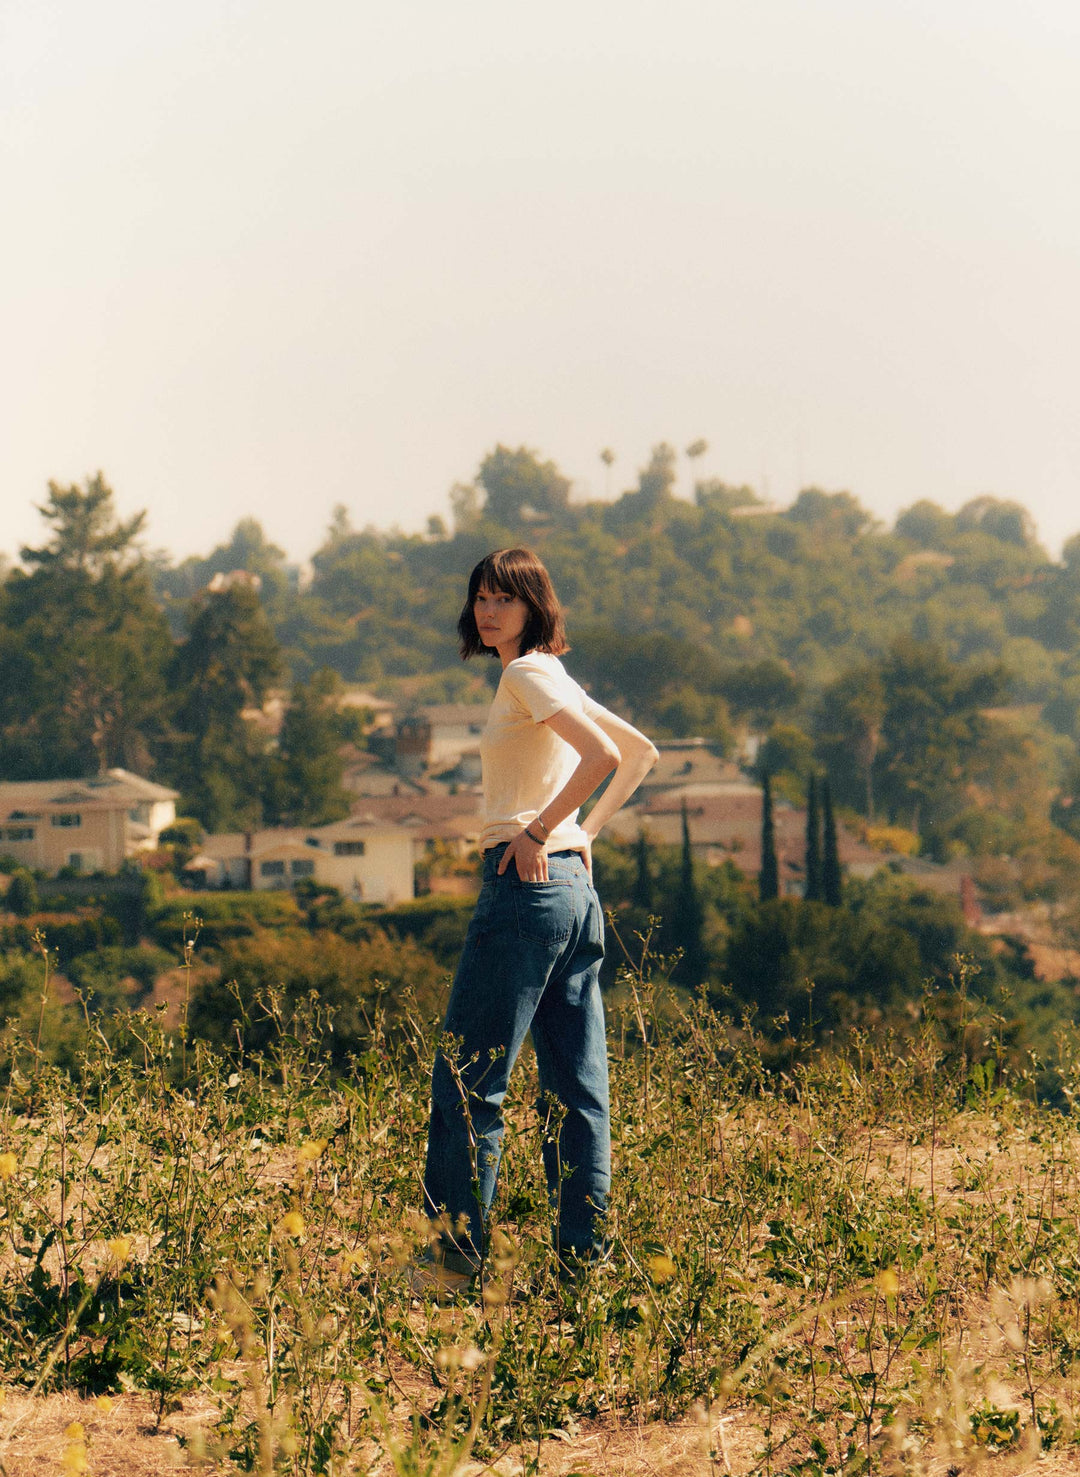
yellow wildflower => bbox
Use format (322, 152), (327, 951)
(278, 1211), (305, 1238)
(876, 1267), (900, 1297)
(297, 1138), (328, 1166)
(94, 1395), (114, 1413)
(64, 1422), (86, 1440)
(107, 1236), (132, 1264)
(61, 1442), (88, 1474)
(647, 1254), (677, 1284)
(0, 1152), (17, 1180)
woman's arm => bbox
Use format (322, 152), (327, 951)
(497, 707), (619, 881)
(577, 707), (659, 842)
(497, 705), (658, 881)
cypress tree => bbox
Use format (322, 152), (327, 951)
(672, 800), (708, 988)
(822, 776), (842, 906)
(631, 829), (654, 911)
(804, 771), (823, 901)
(759, 773), (779, 901)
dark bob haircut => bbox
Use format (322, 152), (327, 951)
(458, 548), (569, 660)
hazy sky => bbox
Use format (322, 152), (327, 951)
(4, 0), (1079, 565)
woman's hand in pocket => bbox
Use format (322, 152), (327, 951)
(498, 829), (548, 881)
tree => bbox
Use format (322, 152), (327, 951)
(785, 488), (874, 539)
(22, 475), (147, 575)
(956, 496), (1040, 549)
(0, 476), (172, 778)
(6, 870), (39, 917)
(757, 722), (815, 796)
(725, 660), (804, 729)
(822, 778), (842, 906)
(686, 438), (708, 497)
(760, 775), (779, 902)
(476, 445), (571, 527)
(631, 830), (654, 911)
(671, 802), (707, 988)
(265, 670), (359, 827)
(894, 500), (955, 549)
(167, 584), (283, 830)
(638, 443), (677, 510)
(815, 663), (886, 819)
(599, 448), (616, 498)
(875, 638), (1007, 834)
(605, 444), (679, 530)
(804, 773), (823, 902)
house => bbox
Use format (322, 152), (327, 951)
(392, 704), (488, 776)
(186, 817), (415, 903)
(341, 750), (431, 799)
(343, 795), (485, 864)
(0, 769), (179, 875)
(604, 787), (885, 895)
(638, 739), (743, 802)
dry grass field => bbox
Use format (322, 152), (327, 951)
(2, 942), (1080, 1475)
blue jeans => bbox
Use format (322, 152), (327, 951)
(422, 845), (610, 1266)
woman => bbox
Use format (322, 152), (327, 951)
(418, 547), (657, 1292)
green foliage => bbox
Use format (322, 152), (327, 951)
(263, 669), (359, 827)
(475, 444), (571, 527)
(1, 935), (1080, 1472)
(167, 583), (283, 830)
(0, 913), (122, 963)
(669, 802), (707, 989)
(804, 773), (822, 902)
(0, 475), (172, 777)
(9, 457), (1080, 877)
(822, 776), (842, 906)
(756, 721), (815, 799)
(760, 774), (779, 902)
(5, 869), (39, 917)
(186, 926), (446, 1063)
(65, 944), (177, 1013)
(149, 891), (302, 949)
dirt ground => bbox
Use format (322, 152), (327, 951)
(3, 1388), (1079, 1477)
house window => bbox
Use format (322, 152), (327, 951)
(52, 813), (81, 828)
(260, 860), (286, 877)
(290, 859), (315, 877)
(334, 841), (366, 856)
(5, 827), (34, 841)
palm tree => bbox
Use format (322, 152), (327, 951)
(685, 438), (708, 499)
(599, 447), (616, 498)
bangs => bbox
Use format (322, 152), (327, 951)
(459, 547), (569, 660)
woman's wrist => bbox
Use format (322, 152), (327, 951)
(523, 826), (545, 845)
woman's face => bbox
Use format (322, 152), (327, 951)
(474, 584), (530, 662)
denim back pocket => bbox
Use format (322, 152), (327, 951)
(512, 878), (575, 945)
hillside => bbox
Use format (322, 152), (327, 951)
(1, 944), (1079, 1474)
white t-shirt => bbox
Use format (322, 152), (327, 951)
(478, 652), (612, 853)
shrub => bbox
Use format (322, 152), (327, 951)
(4, 870), (39, 917)
(187, 926), (447, 1064)
(149, 891), (302, 950)
(65, 945), (178, 1014)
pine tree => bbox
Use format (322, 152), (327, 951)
(760, 774), (779, 901)
(672, 801), (708, 988)
(804, 771), (823, 901)
(822, 776), (842, 906)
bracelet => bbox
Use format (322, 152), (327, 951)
(534, 812), (551, 837)
(524, 827), (545, 845)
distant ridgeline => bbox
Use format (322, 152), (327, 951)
(4, 455), (1080, 859)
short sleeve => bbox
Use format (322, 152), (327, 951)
(502, 655), (578, 723)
